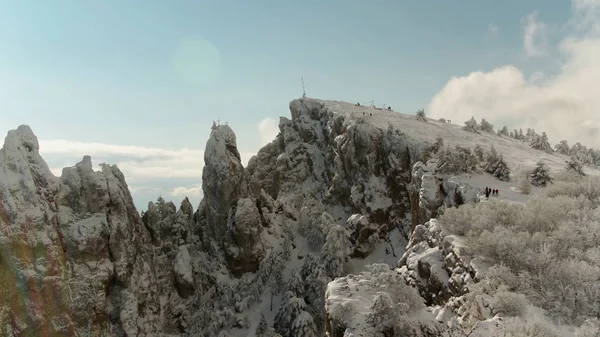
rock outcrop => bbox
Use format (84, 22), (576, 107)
(198, 124), (265, 277)
(247, 99), (419, 256)
(0, 98), (488, 336)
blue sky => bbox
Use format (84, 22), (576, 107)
(1, 0), (599, 210)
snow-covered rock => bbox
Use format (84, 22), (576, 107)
(324, 264), (447, 337)
(200, 124), (265, 276)
(247, 99), (420, 256)
(398, 219), (476, 307)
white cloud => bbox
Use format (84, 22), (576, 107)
(428, 0), (600, 149)
(169, 184), (203, 198)
(522, 11), (547, 58)
(38, 138), (257, 210)
(258, 118), (280, 147)
(489, 22), (499, 35)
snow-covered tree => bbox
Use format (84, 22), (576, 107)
(274, 293), (306, 337)
(474, 144), (485, 163)
(480, 118), (494, 133)
(498, 125), (509, 136)
(301, 210), (334, 250)
(435, 146), (478, 173)
(255, 314), (269, 337)
(554, 140), (570, 155)
(415, 109), (427, 122)
(300, 256), (328, 334)
(530, 161), (553, 187)
(287, 271), (304, 297)
(438, 117), (447, 123)
(259, 251), (285, 311)
(463, 117), (479, 133)
(321, 225), (352, 278)
(485, 152), (511, 181)
(421, 137), (444, 163)
(290, 311), (317, 337)
(529, 134), (553, 153)
(565, 157), (585, 176)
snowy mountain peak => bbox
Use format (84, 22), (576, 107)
(3, 124), (40, 153)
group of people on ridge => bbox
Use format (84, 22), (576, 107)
(485, 187), (499, 198)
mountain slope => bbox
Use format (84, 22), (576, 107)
(1, 98), (598, 336)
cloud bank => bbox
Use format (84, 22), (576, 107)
(428, 0), (600, 149)
(38, 136), (259, 211)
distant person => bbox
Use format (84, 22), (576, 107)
(496, 189), (499, 196)
(485, 187), (490, 198)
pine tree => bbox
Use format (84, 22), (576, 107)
(290, 311), (318, 337)
(565, 157), (585, 176)
(415, 109), (427, 122)
(259, 251), (285, 311)
(480, 118), (494, 133)
(530, 161), (553, 187)
(484, 149), (510, 181)
(321, 225), (352, 278)
(499, 125), (509, 136)
(555, 140), (570, 155)
(287, 271), (305, 297)
(256, 314), (269, 337)
(463, 117), (479, 133)
(529, 134), (553, 153)
(274, 294), (306, 337)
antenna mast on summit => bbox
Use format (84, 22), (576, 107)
(301, 77), (306, 98)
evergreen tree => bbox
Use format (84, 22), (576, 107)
(463, 117), (479, 133)
(290, 311), (318, 337)
(529, 134), (553, 153)
(485, 150), (511, 181)
(480, 118), (494, 133)
(274, 294), (306, 337)
(415, 109), (427, 122)
(256, 314), (269, 337)
(321, 225), (352, 278)
(555, 140), (570, 155)
(530, 161), (553, 187)
(499, 125), (509, 136)
(566, 157), (586, 176)
(287, 271), (305, 297)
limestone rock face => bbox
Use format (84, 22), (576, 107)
(247, 99), (418, 257)
(199, 125), (265, 276)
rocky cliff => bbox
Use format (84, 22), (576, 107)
(0, 98), (481, 336)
